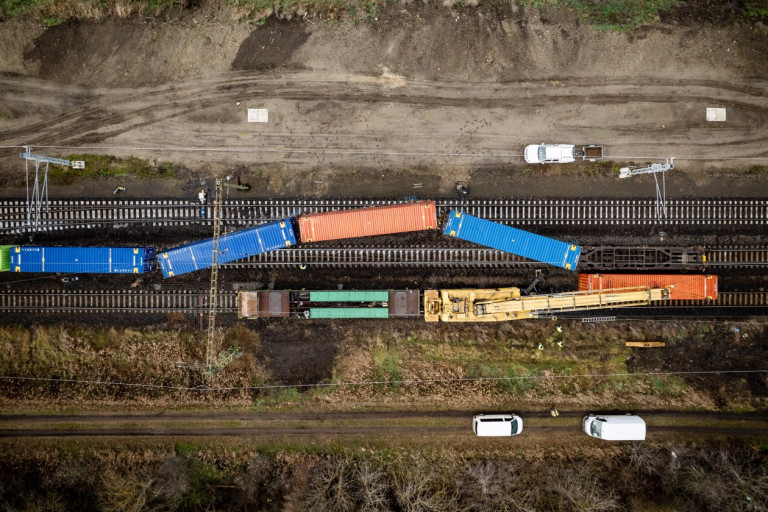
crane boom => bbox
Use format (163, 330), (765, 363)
(424, 287), (669, 322)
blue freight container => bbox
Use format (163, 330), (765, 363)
(443, 211), (581, 270)
(158, 219), (296, 278)
(10, 246), (156, 274)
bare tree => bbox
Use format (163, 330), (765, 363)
(16, 491), (68, 512)
(356, 461), (391, 512)
(628, 443), (667, 476)
(681, 444), (768, 511)
(151, 455), (188, 510)
(457, 461), (535, 512)
(234, 455), (287, 511)
(100, 469), (154, 512)
(545, 466), (620, 512)
(393, 462), (460, 512)
(304, 457), (358, 512)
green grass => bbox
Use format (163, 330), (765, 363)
(741, 0), (768, 19)
(3, 0), (765, 29)
(233, 0), (380, 24)
(372, 346), (401, 389)
(566, 0), (679, 32)
(0, 0), (45, 19)
(649, 375), (687, 397)
(48, 154), (176, 185)
(523, 0), (680, 32)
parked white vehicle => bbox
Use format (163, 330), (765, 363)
(473, 413), (523, 437)
(524, 143), (576, 164)
(583, 414), (646, 441)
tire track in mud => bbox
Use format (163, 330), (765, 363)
(2, 425), (767, 439)
(2, 72), (768, 160)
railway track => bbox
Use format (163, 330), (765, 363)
(2, 198), (766, 233)
(0, 289), (238, 314)
(226, 245), (768, 269)
(0, 289), (765, 314)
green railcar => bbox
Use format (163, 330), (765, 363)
(309, 290), (389, 302)
(309, 308), (390, 319)
(0, 245), (14, 272)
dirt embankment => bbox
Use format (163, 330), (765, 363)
(1, 3), (767, 201)
(5, 3), (767, 88)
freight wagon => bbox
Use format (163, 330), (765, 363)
(0, 245), (13, 272)
(578, 274), (718, 301)
(238, 289), (421, 319)
(8, 246), (156, 274)
(442, 210), (582, 270)
(158, 219), (296, 278)
(297, 201), (437, 243)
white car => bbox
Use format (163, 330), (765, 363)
(473, 413), (523, 437)
(583, 414), (646, 441)
(524, 143), (576, 164)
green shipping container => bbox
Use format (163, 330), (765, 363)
(309, 290), (389, 302)
(0, 246), (14, 272)
(309, 308), (390, 319)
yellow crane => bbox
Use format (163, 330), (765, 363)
(424, 286), (669, 322)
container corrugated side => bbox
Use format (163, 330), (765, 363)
(10, 246), (153, 274)
(298, 201), (437, 243)
(578, 274), (718, 300)
(309, 308), (390, 319)
(443, 211), (581, 270)
(0, 245), (13, 272)
(158, 219), (296, 278)
(310, 290), (390, 302)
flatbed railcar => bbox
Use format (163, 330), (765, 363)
(238, 289), (421, 319)
(577, 246), (707, 271)
(443, 210), (581, 270)
(158, 219), (296, 278)
(8, 246), (156, 274)
(297, 201), (438, 243)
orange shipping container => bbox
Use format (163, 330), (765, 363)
(298, 201), (438, 243)
(578, 274), (718, 301)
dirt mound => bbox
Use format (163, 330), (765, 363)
(22, 15), (250, 87)
(10, 3), (768, 88)
(232, 18), (309, 71)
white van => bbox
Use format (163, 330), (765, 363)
(583, 414), (646, 441)
(473, 414), (523, 437)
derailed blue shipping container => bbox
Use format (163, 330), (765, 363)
(10, 246), (156, 273)
(443, 211), (581, 270)
(158, 219), (296, 278)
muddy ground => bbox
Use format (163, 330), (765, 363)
(0, 2), (767, 201)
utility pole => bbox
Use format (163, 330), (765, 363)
(203, 179), (242, 380)
(619, 157), (675, 221)
(20, 147), (85, 231)
(204, 179), (223, 380)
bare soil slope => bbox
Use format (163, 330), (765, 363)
(1, 4), (767, 198)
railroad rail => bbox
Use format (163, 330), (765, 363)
(1, 198), (766, 233)
(0, 289), (238, 314)
(224, 245), (768, 270)
(0, 290), (765, 314)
